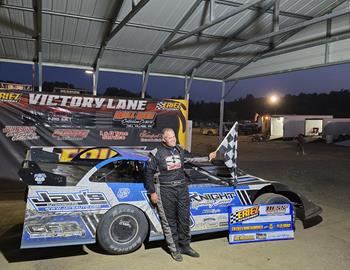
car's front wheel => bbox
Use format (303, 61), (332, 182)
(97, 205), (148, 255)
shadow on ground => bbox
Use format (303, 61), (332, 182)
(303, 215), (323, 229)
(0, 177), (25, 201)
(0, 224), (88, 263)
(85, 230), (228, 256)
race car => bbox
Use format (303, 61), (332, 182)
(18, 146), (322, 254)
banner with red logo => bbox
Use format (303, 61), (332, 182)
(0, 90), (188, 182)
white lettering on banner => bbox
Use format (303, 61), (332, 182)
(137, 100), (147, 110)
(126, 100), (138, 110)
(40, 95), (47, 105)
(29, 94), (41, 104)
(71, 97), (82, 107)
(115, 99), (126, 110)
(95, 98), (105, 108)
(106, 98), (115, 109)
(28, 94), (148, 110)
(60, 96), (71, 106)
(47, 95), (59, 106)
(81, 97), (93, 108)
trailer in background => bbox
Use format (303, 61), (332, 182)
(323, 118), (350, 142)
(261, 115), (333, 140)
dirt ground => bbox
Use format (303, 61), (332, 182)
(0, 128), (349, 270)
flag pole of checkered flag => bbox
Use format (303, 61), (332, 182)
(216, 122), (238, 180)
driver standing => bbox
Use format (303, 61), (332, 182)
(145, 128), (200, 262)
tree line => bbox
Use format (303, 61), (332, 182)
(188, 90), (350, 122)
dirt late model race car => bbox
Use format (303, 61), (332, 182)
(18, 146), (322, 254)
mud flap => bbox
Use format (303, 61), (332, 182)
(297, 193), (322, 220)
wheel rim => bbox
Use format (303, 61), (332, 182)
(110, 215), (138, 244)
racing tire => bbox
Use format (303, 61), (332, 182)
(254, 193), (296, 227)
(97, 205), (148, 255)
(253, 193), (291, 205)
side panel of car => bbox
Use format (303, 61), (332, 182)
(105, 182), (163, 240)
(22, 185), (112, 248)
(21, 183), (162, 248)
(188, 185), (237, 232)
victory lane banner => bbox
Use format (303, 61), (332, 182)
(228, 204), (294, 244)
(0, 90), (188, 182)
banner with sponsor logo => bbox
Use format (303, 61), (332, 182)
(0, 82), (33, 91)
(228, 204), (294, 244)
(0, 90), (188, 182)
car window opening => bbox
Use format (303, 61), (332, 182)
(90, 160), (145, 183)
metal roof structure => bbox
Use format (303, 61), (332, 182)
(1, 0), (350, 87)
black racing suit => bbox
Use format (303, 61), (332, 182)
(145, 143), (190, 253)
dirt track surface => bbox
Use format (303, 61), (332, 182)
(0, 129), (349, 269)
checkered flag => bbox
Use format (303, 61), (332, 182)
(230, 213), (235, 224)
(155, 102), (164, 110)
(217, 122), (238, 179)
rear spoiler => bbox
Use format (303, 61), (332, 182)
(27, 147), (60, 163)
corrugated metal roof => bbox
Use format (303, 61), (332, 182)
(108, 26), (169, 52)
(196, 61), (237, 78)
(0, 0), (350, 82)
(280, 0), (336, 17)
(101, 49), (151, 70)
(0, 6), (34, 37)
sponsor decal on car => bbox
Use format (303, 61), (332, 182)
(202, 217), (218, 228)
(99, 130), (128, 140)
(202, 209), (222, 214)
(58, 148), (117, 162)
(0, 92), (22, 102)
(29, 190), (110, 211)
(190, 192), (235, 209)
(53, 129), (90, 141)
(26, 222), (85, 238)
(3, 126), (40, 141)
(34, 173), (47, 184)
(117, 188), (130, 199)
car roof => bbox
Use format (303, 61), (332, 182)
(109, 147), (149, 161)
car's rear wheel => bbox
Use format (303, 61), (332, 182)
(97, 205), (148, 255)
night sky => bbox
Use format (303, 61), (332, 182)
(1, 61), (350, 102)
